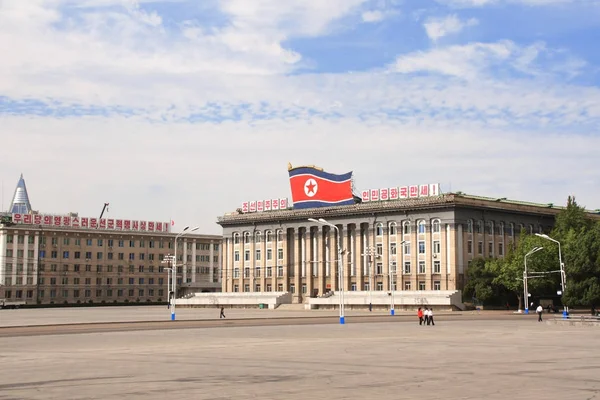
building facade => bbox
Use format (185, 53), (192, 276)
(0, 175), (221, 305)
(217, 193), (599, 304)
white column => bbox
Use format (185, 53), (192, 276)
(446, 224), (451, 274)
(192, 241), (197, 283)
(457, 224), (464, 274)
(0, 230), (6, 285)
(209, 240), (214, 283)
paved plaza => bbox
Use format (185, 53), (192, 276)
(1, 316), (598, 400)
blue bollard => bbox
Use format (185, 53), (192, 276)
(340, 316), (345, 325)
(562, 310), (568, 319)
(524, 308), (529, 314)
(171, 313), (175, 321)
(391, 309), (395, 316)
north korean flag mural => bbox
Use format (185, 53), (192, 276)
(288, 165), (357, 209)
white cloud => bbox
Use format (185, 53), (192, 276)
(423, 14), (479, 41)
(361, 10), (385, 22)
(434, 0), (591, 7)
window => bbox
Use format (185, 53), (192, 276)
(244, 250), (250, 262)
(418, 281), (426, 291)
(404, 281), (411, 290)
(244, 284), (250, 292)
(478, 241), (483, 255)
(477, 221), (484, 234)
(97, 239), (103, 246)
(277, 266), (284, 277)
(433, 241), (440, 254)
(376, 223), (384, 236)
(277, 248), (284, 260)
(139, 240), (145, 248)
(390, 261), (397, 274)
(467, 219), (473, 233)
(488, 242), (494, 256)
(233, 285), (239, 293)
(509, 223), (515, 236)
(6, 235), (13, 244)
(277, 284), (283, 292)
(418, 261), (426, 274)
(499, 223), (505, 236)
(233, 233), (240, 245)
(51, 251), (57, 259)
(376, 244), (383, 256)
(213, 243), (219, 251)
(255, 267), (261, 277)
(255, 249), (261, 261)
(403, 242), (411, 255)
(433, 261), (441, 274)
(403, 222), (411, 235)
(118, 240), (124, 247)
(376, 263), (383, 275)
(418, 221), (426, 234)
(266, 266), (272, 277)
(129, 253), (135, 260)
(244, 267), (250, 278)
(418, 241), (425, 254)
(403, 262), (411, 274)
(267, 249), (273, 261)
(129, 278), (135, 285)
(129, 240), (135, 247)
(276, 230), (283, 242)
(377, 282), (383, 291)
(62, 251), (69, 259)
(364, 283), (370, 291)
(529, 224), (534, 235)
(467, 240), (473, 254)
(244, 232), (251, 245)
(389, 223), (397, 235)
(233, 267), (240, 278)
(302, 284), (307, 294)
(390, 243), (397, 255)
(432, 220), (440, 233)
(266, 284), (272, 292)
(255, 232), (261, 243)
(289, 284), (295, 294)
(234, 251), (240, 262)
(434, 281), (441, 290)
(488, 222), (494, 235)
(499, 243), (504, 256)
(86, 239), (92, 246)
(139, 253), (145, 261)
(139, 278), (145, 284)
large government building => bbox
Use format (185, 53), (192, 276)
(0, 175), (221, 305)
(217, 166), (600, 306)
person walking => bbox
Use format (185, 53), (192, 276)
(429, 308), (435, 326)
(418, 307), (424, 325)
(220, 306), (226, 319)
(536, 304), (543, 322)
(424, 307), (430, 325)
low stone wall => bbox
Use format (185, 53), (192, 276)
(175, 292), (291, 310)
(307, 290), (464, 311)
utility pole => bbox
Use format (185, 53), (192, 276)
(162, 254), (175, 310)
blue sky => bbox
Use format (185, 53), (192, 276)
(1, 0), (599, 233)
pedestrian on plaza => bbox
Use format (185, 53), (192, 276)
(429, 308), (435, 326)
(424, 307), (430, 325)
(418, 307), (424, 325)
(220, 306), (226, 319)
(536, 304), (543, 322)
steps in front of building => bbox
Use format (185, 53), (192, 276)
(275, 303), (307, 311)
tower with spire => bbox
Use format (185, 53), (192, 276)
(9, 174), (32, 214)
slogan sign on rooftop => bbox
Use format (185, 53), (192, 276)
(361, 183), (440, 202)
(11, 213), (171, 233)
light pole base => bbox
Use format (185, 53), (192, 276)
(339, 316), (345, 325)
(390, 309), (395, 316)
(562, 310), (568, 319)
(524, 309), (529, 314)
(171, 313), (175, 321)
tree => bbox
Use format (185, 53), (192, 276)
(463, 258), (499, 304)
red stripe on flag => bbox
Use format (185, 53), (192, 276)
(289, 174), (353, 204)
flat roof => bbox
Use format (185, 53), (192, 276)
(217, 193), (600, 226)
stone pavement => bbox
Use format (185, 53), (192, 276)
(0, 319), (597, 400)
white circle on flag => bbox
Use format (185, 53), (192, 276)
(304, 179), (318, 197)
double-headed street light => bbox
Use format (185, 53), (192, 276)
(308, 218), (345, 325)
(171, 225), (199, 321)
(535, 233), (568, 318)
(523, 246), (543, 314)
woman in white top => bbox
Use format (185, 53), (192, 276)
(536, 305), (543, 322)
(428, 308), (435, 326)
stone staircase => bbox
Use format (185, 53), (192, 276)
(275, 303), (307, 311)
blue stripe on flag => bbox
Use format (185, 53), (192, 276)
(288, 167), (353, 182)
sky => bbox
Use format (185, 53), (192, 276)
(1, 0), (599, 234)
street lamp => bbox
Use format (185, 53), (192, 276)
(171, 225), (199, 321)
(361, 246), (377, 312)
(389, 240), (406, 316)
(535, 233), (568, 318)
(523, 246), (543, 314)
(308, 218), (345, 324)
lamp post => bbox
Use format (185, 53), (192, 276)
(361, 246), (376, 312)
(171, 226), (199, 321)
(523, 246), (543, 314)
(389, 240), (406, 316)
(535, 233), (567, 318)
(308, 218), (345, 324)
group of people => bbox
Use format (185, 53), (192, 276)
(417, 307), (435, 325)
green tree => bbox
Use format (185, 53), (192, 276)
(463, 258), (497, 304)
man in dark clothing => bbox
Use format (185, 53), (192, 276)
(220, 306), (226, 319)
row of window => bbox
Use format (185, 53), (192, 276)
(6, 235), (219, 251)
(467, 240), (505, 256)
(231, 260), (443, 278)
(6, 250), (219, 263)
(3, 288), (166, 299)
(466, 220), (542, 236)
(232, 281), (443, 293)
(5, 263), (214, 274)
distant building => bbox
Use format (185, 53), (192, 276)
(0, 175), (221, 305)
(216, 165), (600, 305)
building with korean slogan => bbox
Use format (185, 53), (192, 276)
(0, 175), (221, 306)
(203, 164), (600, 311)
